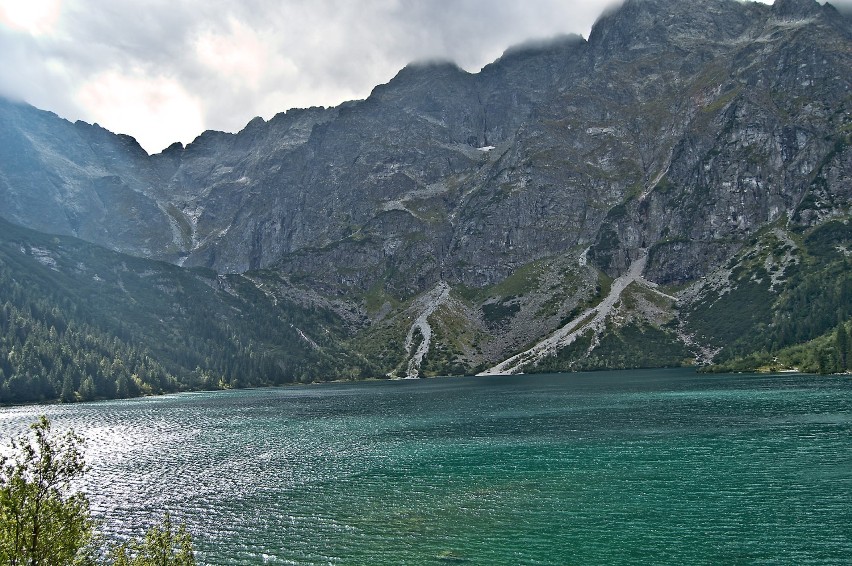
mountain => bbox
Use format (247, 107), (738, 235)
(0, 0), (850, 401)
(0, 215), (377, 403)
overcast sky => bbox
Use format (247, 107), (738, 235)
(0, 0), (843, 153)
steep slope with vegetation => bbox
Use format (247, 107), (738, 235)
(0, 218), (373, 404)
(691, 219), (851, 372)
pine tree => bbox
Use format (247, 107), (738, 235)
(78, 376), (96, 402)
(60, 373), (75, 403)
(836, 321), (849, 372)
(116, 373), (130, 399)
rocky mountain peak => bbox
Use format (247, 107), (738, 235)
(587, 0), (754, 54)
(391, 60), (468, 83)
(491, 34), (585, 63)
(771, 0), (824, 19)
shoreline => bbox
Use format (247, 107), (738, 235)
(5, 366), (847, 411)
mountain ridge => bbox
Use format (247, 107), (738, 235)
(0, 0), (850, 398)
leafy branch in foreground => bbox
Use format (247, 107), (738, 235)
(0, 417), (194, 565)
(110, 513), (194, 566)
(0, 416), (93, 565)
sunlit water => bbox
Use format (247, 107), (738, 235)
(1, 369), (850, 564)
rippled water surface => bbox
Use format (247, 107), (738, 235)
(1, 369), (850, 564)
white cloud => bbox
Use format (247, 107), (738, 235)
(195, 17), (288, 90)
(0, 0), (62, 36)
(76, 70), (204, 153)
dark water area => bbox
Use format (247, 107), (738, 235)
(1, 368), (850, 564)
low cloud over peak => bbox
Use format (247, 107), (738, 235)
(3, 0), (847, 153)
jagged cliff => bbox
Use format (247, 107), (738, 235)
(0, 0), (849, 383)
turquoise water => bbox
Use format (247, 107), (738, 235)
(1, 369), (850, 564)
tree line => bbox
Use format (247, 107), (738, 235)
(707, 320), (850, 374)
(0, 301), (180, 404)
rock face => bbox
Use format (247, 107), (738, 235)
(0, 0), (850, 374)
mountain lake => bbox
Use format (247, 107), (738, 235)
(1, 368), (850, 564)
